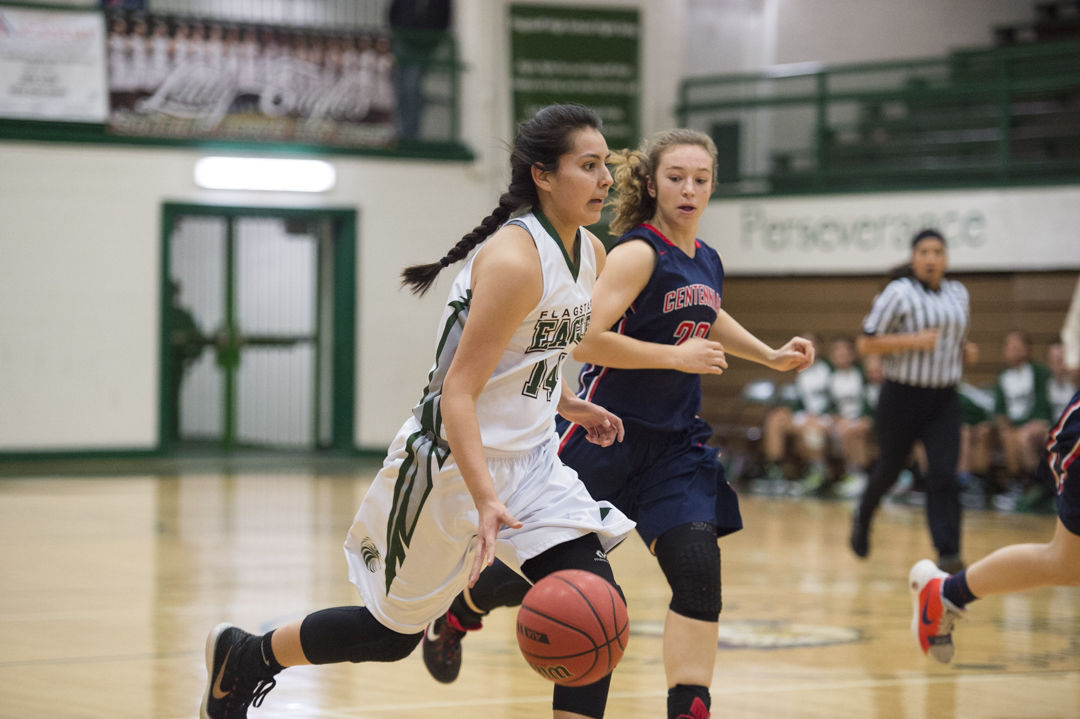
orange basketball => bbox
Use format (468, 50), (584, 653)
(516, 569), (629, 687)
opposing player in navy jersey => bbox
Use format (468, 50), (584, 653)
(910, 387), (1080, 663)
(422, 128), (813, 719)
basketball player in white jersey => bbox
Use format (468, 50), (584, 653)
(200, 104), (634, 719)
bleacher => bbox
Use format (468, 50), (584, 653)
(994, 0), (1080, 45)
(820, 43), (1080, 187)
(679, 1), (1080, 195)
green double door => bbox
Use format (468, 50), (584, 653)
(161, 204), (355, 452)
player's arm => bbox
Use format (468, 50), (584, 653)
(557, 379), (624, 447)
(586, 229), (607, 276)
(709, 310), (814, 372)
(553, 230), (624, 447)
(573, 239), (725, 373)
(856, 330), (938, 356)
(441, 225), (533, 584)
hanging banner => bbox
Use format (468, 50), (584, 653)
(509, 4), (639, 151)
(0, 6), (108, 122)
(702, 185), (1080, 275)
(103, 10), (397, 148)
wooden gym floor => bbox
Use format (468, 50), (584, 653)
(0, 461), (1077, 718)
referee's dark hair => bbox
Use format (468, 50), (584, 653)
(888, 262), (914, 282)
(911, 228), (945, 248)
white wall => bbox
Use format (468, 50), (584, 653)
(772, 0), (1034, 67)
(0, 143), (493, 450)
(701, 186), (1080, 275)
(685, 0), (1037, 77)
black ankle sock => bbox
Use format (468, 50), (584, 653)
(668, 684), (710, 719)
(249, 631), (285, 676)
(942, 569), (977, 609)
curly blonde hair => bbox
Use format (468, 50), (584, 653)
(607, 128), (718, 237)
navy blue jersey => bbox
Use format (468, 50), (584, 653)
(576, 223), (724, 431)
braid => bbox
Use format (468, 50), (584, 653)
(607, 148), (653, 237)
(400, 187), (529, 296)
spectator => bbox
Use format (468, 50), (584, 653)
(762, 332), (832, 494)
(388, 0), (452, 141)
(993, 330), (1053, 510)
(862, 352), (884, 411)
(1047, 337), (1078, 420)
(167, 280), (205, 443)
(956, 381), (995, 506)
(825, 335), (874, 498)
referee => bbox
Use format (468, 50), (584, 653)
(850, 229), (977, 573)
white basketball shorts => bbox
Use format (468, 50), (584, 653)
(344, 416), (635, 634)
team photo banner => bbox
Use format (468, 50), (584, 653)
(104, 10), (397, 148)
(0, 6), (108, 122)
(702, 185), (1080, 275)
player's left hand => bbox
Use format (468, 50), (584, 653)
(770, 336), (816, 372)
(560, 400), (625, 447)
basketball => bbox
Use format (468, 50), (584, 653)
(516, 569), (629, 687)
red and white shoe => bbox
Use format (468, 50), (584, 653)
(909, 559), (965, 663)
(421, 610), (482, 683)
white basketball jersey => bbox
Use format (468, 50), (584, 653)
(412, 210), (596, 455)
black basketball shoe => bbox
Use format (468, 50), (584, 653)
(201, 623), (277, 719)
(422, 610), (481, 683)
(849, 508), (870, 558)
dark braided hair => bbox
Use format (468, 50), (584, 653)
(401, 104), (603, 295)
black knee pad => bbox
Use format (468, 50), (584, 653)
(300, 606), (422, 664)
(654, 522), (722, 622)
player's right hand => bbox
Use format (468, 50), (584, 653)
(471, 498), (522, 587)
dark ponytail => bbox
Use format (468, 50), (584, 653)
(401, 104), (603, 296)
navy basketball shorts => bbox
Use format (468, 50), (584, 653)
(556, 415), (743, 549)
(1038, 403), (1080, 536)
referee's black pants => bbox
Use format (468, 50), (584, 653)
(857, 380), (962, 557)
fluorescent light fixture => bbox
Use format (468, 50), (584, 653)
(194, 157), (336, 192)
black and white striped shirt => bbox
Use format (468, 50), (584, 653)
(862, 276), (970, 388)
